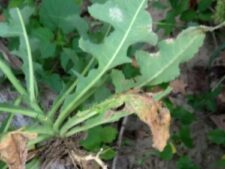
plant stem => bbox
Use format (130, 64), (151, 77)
(211, 75), (225, 92)
(64, 88), (171, 137)
(52, 25), (112, 128)
(28, 134), (51, 148)
(48, 57), (95, 119)
(200, 21), (225, 32)
(0, 58), (27, 96)
(16, 8), (37, 103)
(60, 110), (98, 135)
(82, 56), (95, 76)
(0, 104), (47, 122)
(2, 97), (22, 133)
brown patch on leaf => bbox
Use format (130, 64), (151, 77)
(0, 131), (37, 169)
(125, 91), (171, 151)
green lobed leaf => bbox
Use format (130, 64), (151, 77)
(0, 7), (33, 44)
(60, 48), (85, 73)
(100, 147), (116, 160)
(179, 126), (193, 148)
(172, 107), (196, 125)
(31, 27), (56, 59)
(188, 87), (221, 112)
(198, 0), (213, 12)
(136, 27), (205, 87)
(0, 161), (6, 169)
(80, 127), (102, 150)
(39, 0), (88, 36)
(56, 0), (158, 128)
(180, 10), (197, 21)
(111, 69), (136, 93)
(80, 126), (117, 150)
(208, 129), (225, 145)
(214, 159), (225, 168)
(41, 73), (64, 93)
(94, 86), (112, 103)
(176, 156), (199, 169)
(159, 144), (174, 160)
(101, 126), (117, 143)
(111, 27), (205, 92)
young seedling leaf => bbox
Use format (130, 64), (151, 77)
(31, 27), (56, 59)
(39, 0), (88, 36)
(80, 126), (117, 151)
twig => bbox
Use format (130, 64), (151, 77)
(112, 117), (129, 169)
(211, 29), (218, 49)
(200, 21), (225, 32)
(70, 148), (108, 169)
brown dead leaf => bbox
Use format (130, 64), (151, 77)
(126, 91), (171, 151)
(0, 130), (37, 169)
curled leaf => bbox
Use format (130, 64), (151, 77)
(0, 131), (37, 169)
(125, 91), (171, 151)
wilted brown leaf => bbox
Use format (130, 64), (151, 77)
(0, 130), (37, 169)
(125, 91), (171, 151)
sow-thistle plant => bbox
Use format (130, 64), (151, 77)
(0, 0), (211, 168)
(214, 0), (225, 23)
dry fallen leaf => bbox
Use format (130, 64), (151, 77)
(0, 130), (37, 169)
(125, 91), (171, 151)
